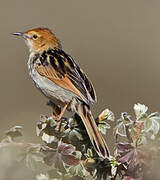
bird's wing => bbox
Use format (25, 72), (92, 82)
(35, 49), (97, 104)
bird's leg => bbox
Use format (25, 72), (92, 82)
(55, 103), (68, 131)
(47, 100), (61, 119)
(47, 101), (68, 131)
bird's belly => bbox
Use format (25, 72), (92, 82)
(28, 65), (75, 106)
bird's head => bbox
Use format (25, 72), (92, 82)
(12, 27), (61, 53)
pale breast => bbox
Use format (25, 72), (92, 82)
(27, 55), (77, 107)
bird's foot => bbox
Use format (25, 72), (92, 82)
(52, 115), (62, 131)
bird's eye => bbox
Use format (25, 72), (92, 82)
(33, 34), (38, 39)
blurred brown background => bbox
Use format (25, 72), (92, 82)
(0, 0), (160, 179)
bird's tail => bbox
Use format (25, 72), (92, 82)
(76, 103), (110, 158)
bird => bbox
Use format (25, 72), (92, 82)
(12, 27), (109, 158)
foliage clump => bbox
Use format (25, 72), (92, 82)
(0, 103), (160, 180)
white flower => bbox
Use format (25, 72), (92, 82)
(134, 103), (148, 119)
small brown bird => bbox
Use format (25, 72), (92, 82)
(12, 27), (109, 158)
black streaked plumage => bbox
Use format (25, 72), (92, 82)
(39, 48), (97, 105)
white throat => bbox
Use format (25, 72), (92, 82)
(25, 40), (33, 53)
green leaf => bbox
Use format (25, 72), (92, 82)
(98, 121), (110, 134)
(149, 112), (160, 134)
(69, 129), (84, 141)
(68, 163), (86, 177)
(75, 151), (82, 160)
(77, 164), (83, 177)
(144, 118), (152, 132)
(69, 166), (77, 176)
(151, 119), (159, 135)
(137, 134), (147, 145)
(86, 148), (93, 158)
(143, 113), (160, 139)
(36, 115), (57, 137)
(148, 112), (160, 119)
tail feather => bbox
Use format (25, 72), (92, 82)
(76, 103), (109, 158)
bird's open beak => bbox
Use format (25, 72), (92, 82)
(12, 32), (28, 39)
